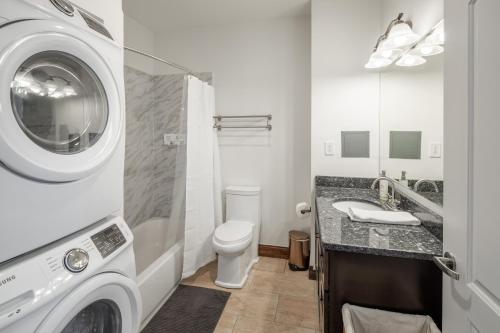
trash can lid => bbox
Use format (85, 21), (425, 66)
(289, 230), (309, 240)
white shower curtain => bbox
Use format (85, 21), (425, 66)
(182, 76), (222, 279)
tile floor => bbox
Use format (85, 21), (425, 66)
(182, 257), (319, 333)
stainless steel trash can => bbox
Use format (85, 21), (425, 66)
(288, 230), (310, 271)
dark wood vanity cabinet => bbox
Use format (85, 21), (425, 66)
(316, 233), (442, 333)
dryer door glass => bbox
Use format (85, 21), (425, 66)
(61, 300), (122, 333)
(10, 51), (108, 154)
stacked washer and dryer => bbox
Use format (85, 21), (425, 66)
(0, 0), (141, 332)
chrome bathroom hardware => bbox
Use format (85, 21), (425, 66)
(433, 252), (460, 280)
(124, 46), (202, 79)
(213, 114), (272, 131)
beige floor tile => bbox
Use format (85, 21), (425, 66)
(248, 270), (283, 293)
(224, 291), (279, 321)
(214, 311), (238, 333)
(182, 260), (218, 285)
(275, 294), (319, 330)
(250, 270), (317, 299)
(254, 257), (287, 273)
(233, 317), (317, 333)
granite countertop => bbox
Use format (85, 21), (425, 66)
(315, 185), (443, 261)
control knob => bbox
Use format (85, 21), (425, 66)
(64, 249), (89, 273)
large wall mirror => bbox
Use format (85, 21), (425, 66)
(311, 0), (444, 208)
(375, 1), (444, 206)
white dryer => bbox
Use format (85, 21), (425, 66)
(0, 0), (125, 263)
(0, 216), (141, 333)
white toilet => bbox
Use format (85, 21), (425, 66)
(213, 185), (261, 288)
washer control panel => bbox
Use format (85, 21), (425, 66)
(90, 224), (126, 259)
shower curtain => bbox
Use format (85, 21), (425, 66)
(182, 76), (222, 279)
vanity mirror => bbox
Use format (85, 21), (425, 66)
(311, 0), (444, 207)
(374, 1), (444, 206)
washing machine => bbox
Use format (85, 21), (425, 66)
(0, 216), (142, 333)
(0, 0), (126, 264)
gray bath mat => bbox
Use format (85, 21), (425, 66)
(142, 285), (231, 333)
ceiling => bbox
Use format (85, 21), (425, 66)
(123, 0), (310, 32)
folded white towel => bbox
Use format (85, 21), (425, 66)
(347, 207), (421, 226)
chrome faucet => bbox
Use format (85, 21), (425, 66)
(371, 176), (399, 210)
(414, 179), (439, 192)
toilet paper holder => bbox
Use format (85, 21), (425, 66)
(300, 207), (311, 214)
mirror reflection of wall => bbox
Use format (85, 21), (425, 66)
(379, 53), (443, 180)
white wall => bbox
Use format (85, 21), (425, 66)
(124, 16), (156, 74)
(153, 17), (311, 247)
(311, 0), (382, 179)
(71, 0), (123, 43)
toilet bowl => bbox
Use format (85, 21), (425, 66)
(213, 220), (253, 255)
(213, 186), (261, 288)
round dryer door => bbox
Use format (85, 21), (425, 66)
(0, 20), (123, 182)
(36, 273), (142, 333)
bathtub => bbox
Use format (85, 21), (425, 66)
(132, 217), (184, 329)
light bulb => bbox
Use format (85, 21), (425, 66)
(396, 54), (426, 67)
(373, 40), (403, 59)
(365, 56), (392, 69)
(417, 44), (444, 57)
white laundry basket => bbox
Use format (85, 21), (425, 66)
(342, 304), (441, 333)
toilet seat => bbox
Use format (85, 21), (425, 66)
(214, 220), (253, 245)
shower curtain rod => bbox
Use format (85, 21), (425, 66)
(124, 46), (198, 77)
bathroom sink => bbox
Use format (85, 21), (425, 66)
(332, 200), (384, 214)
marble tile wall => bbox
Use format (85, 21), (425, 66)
(124, 66), (210, 228)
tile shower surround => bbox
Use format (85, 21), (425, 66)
(124, 67), (213, 228)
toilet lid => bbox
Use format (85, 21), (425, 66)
(214, 220), (253, 245)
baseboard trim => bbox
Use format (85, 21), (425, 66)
(258, 244), (289, 259)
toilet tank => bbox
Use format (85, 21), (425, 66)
(225, 186), (261, 227)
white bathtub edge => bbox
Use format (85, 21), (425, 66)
(137, 241), (184, 329)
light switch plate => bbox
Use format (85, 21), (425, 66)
(324, 141), (334, 156)
(429, 142), (442, 158)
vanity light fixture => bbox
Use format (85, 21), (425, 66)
(384, 21), (420, 48)
(396, 54), (426, 67)
(365, 16), (444, 70)
(426, 19), (445, 45)
(365, 13), (418, 69)
(365, 55), (393, 69)
(414, 43), (444, 57)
